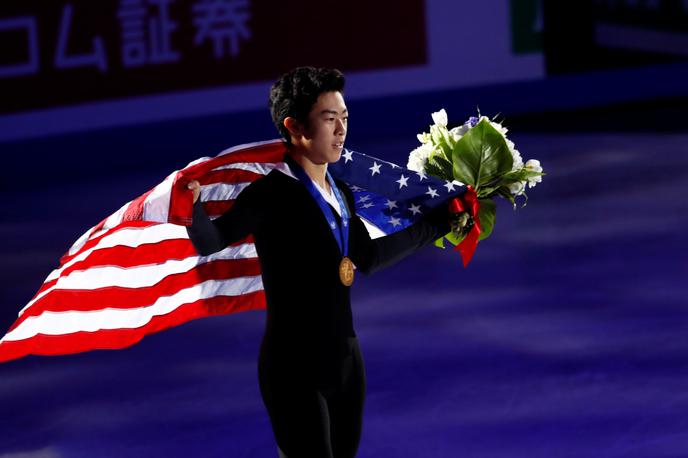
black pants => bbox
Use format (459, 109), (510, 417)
(258, 337), (366, 458)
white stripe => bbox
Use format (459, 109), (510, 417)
(52, 244), (257, 291)
(25, 242), (256, 317)
(183, 155), (212, 169)
(360, 216), (386, 239)
(215, 139), (283, 158)
(212, 161), (279, 175)
(47, 224), (191, 282)
(103, 200), (132, 233)
(67, 226), (96, 257)
(201, 181), (250, 201)
(2, 276), (264, 342)
(23, 223), (253, 316)
(142, 171), (176, 222)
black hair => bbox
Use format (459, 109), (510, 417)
(269, 67), (345, 143)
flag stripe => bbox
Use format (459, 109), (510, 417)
(2, 276), (265, 342)
(9, 258), (262, 331)
(0, 292), (266, 363)
(59, 221), (160, 267)
(26, 243), (257, 321)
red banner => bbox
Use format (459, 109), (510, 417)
(0, 0), (427, 114)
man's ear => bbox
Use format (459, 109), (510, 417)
(283, 117), (304, 140)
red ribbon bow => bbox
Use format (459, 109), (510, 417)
(448, 185), (481, 267)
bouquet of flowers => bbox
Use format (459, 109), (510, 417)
(408, 109), (544, 265)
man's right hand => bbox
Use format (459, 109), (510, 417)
(187, 180), (201, 203)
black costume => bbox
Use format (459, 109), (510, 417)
(186, 157), (450, 457)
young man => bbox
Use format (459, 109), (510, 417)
(186, 67), (450, 457)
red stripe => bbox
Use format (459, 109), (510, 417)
(11, 258), (262, 330)
(203, 200), (235, 217)
(122, 188), (155, 222)
(0, 291), (266, 363)
(31, 278), (58, 302)
(200, 169), (264, 185)
(59, 221), (160, 266)
(35, 233), (254, 300)
(60, 239), (198, 275)
(182, 141), (286, 177)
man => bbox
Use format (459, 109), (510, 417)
(186, 67), (450, 457)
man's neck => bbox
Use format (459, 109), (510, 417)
(288, 149), (330, 192)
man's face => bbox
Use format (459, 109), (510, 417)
(299, 91), (348, 164)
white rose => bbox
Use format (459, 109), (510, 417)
(431, 109), (448, 128)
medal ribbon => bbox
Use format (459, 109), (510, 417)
(287, 158), (350, 258)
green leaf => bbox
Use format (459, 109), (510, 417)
(434, 237), (446, 249)
(429, 153), (454, 179)
(477, 199), (496, 240)
(424, 161), (446, 180)
(451, 119), (513, 189)
(446, 230), (464, 245)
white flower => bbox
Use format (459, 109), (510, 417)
(407, 143), (434, 172)
(488, 119), (509, 137)
(525, 159), (542, 172)
(431, 109), (448, 128)
(449, 124), (470, 142)
(508, 180), (526, 196)
(525, 159), (543, 188)
(416, 132), (429, 144)
(511, 148), (523, 171)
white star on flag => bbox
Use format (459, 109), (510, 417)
(444, 181), (458, 192)
(426, 187), (439, 198)
(416, 170), (427, 181)
(396, 174), (409, 189)
(349, 185), (363, 192)
(342, 150), (353, 163)
(408, 203), (422, 215)
(358, 195), (371, 203)
(362, 202), (374, 208)
(385, 200), (398, 210)
(389, 216), (402, 227)
(369, 162), (382, 176)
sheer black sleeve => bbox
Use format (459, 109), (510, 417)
(342, 181), (451, 275)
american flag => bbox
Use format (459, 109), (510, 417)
(0, 139), (464, 363)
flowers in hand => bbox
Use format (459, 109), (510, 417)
(408, 108), (545, 245)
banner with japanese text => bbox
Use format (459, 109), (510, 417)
(0, 0), (427, 115)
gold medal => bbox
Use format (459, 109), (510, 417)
(339, 256), (355, 286)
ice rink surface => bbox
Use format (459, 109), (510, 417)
(1, 130), (687, 457)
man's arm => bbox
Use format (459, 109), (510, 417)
(344, 185), (450, 275)
(185, 181), (263, 256)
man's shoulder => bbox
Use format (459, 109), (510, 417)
(244, 166), (299, 195)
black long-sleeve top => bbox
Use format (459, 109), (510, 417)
(186, 163), (450, 379)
